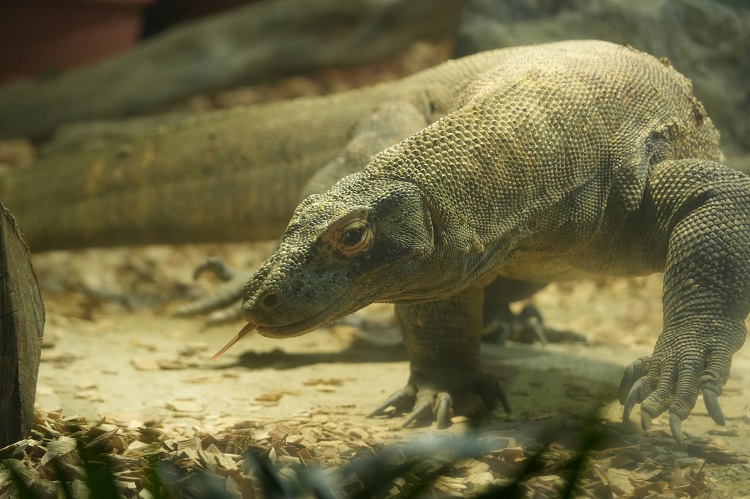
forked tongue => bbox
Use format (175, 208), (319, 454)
(210, 322), (257, 360)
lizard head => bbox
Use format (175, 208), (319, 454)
(239, 173), (436, 339)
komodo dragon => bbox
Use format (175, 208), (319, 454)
(1, 40), (747, 444)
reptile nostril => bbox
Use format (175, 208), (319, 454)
(261, 291), (279, 308)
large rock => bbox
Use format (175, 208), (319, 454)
(456, 0), (750, 154)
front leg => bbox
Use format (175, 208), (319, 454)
(369, 285), (510, 428)
(620, 160), (750, 443)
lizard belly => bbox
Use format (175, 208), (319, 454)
(495, 252), (594, 282)
(495, 246), (657, 282)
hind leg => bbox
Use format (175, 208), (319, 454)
(483, 277), (585, 344)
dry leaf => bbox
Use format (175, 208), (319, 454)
(606, 468), (635, 495)
(131, 357), (160, 371)
(256, 392), (284, 403)
(166, 400), (205, 413)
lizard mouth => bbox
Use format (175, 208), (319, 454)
(212, 290), (367, 359)
(209, 313), (328, 361)
(210, 307), (341, 361)
(253, 296), (351, 339)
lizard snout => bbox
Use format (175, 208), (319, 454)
(240, 273), (302, 328)
(241, 287), (282, 324)
(240, 268), (350, 337)
(258, 290), (279, 309)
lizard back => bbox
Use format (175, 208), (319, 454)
(365, 40), (723, 283)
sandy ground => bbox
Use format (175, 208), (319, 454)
(28, 242), (750, 495)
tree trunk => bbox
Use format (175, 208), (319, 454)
(0, 202), (44, 447)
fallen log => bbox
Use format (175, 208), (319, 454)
(0, 0), (467, 140)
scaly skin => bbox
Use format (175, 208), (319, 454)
(231, 41), (749, 443)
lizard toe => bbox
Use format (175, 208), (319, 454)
(663, 356), (703, 422)
(405, 384), (442, 427)
(640, 369), (680, 424)
(435, 393), (454, 429)
(401, 389), (491, 429)
(402, 395), (438, 428)
(640, 410), (652, 430)
(367, 385), (417, 418)
(622, 377), (653, 422)
(698, 349), (734, 425)
(516, 303), (547, 344)
(483, 303), (585, 345)
(669, 412), (687, 449)
(372, 371), (507, 428)
(398, 385), (449, 428)
(622, 322), (742, 445)
(619, 357), (650, 404)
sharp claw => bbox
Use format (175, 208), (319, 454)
(640, 410), (652, 430)
(702, 389), (726, 426)
(367, 398), (395, 418)
(520, 304), (544, 324)
(435, 393), (453, 429)
(531, 323), (548, 344)
(367, 386), (415, 418)
(521, 304), (548, 344)
(402, 402), (432, 428)
(619, 358), (650, 405)
(669, 412), (686, 448)
(618, 363), (637, 405)
(367, 387), (413, 418)
(622, 385), (640, 422)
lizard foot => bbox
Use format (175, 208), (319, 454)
(368, 372), (510, 429)
(173, 257), (251, 325)
(618, 329), (737, 446)
(483, 303), (586, 345)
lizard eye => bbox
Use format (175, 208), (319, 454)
(322, 210), (372, 256)
(337, 219), (371, 256)
(342, 228), (365, 247)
